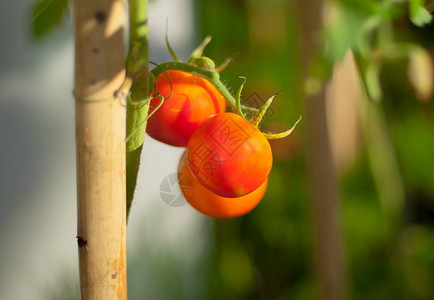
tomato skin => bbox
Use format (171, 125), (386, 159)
(178, 152), (267, 218)
(187, 112), (272, 198)
(146, 70), (227, 147)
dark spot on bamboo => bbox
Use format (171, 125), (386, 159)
(112, 273), (117, 279)
(77, 235), (88, 247)
(92, 47), (99, 54)
(95, 11), (106, 23)
(90, 79), (96, 85)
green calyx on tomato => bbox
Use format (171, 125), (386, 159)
(135, 34), (301, 148)
(143, 36), (237, 147)
(245, 91), (302, 139)
(184, 76), (300, 198)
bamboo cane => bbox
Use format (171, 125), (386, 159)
(73, 0), (127, 298)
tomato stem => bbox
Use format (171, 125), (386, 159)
(149, 62), (244, 116)
(148, 62), (299, 140)
(125, 0), (150, 219)
(125, 94), (166, 142)
(125, 66), (174, 143)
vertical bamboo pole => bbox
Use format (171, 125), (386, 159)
(73, 0), (127, 298)
(294, 0), (345, 299)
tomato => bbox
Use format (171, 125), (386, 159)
(146, 70), (227, 147)
(187, 112), (272, 198)
(178, 151), (267, 218)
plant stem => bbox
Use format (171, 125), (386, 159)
(354, 54), (405, 230)
(149, 62), (242, 115)
(125, 0), (149, 218)
(73, 0), (127, 298)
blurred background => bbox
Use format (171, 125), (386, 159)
(1, 0), (434, 299)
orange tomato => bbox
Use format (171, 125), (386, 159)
(187, 112), (272, 197)
(147, 70), (227, 147)
(178, 151), (267, 218)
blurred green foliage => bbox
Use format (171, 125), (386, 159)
(197, 0), (434, 299)
(33, 0), (434, 298)
(30, 0), (69, 39)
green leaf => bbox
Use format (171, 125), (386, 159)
(30, 0), (69, 39)
(409, 0), (433, 26)
(364, 62), (382, 101)
(411, 6), (433, 26)
(324, 6), (367, 63)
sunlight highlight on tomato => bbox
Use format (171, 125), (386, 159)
(146, 70), (227, 147)
(178, 152), (267, 218)
(187, 112), (272, 198)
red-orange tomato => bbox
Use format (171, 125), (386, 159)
(178, 151), (267, 218)
(187, 112), (272, 198)
(146, 70), (227, 147)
